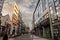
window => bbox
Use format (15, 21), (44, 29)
(54, 0), (57, 2)
(48, 0), (51, 3)
(59, 0), (60, 4)
(54, 0), (60, 6)
(38, 12), (39, 17)
(14, 9), (17, 14)
(42, 0), (46, 11)
(55, 0), (59, 6)
(15, 5), (18, 11)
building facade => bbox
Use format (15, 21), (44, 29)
(33, 0), (60, 40)
(0, 0), (4, 24)
(1, 15), (11, 36)
(0, 0), (4, 36)
(2, 2), (19, 36)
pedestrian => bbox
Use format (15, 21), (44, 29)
(3, 31), (8, 40)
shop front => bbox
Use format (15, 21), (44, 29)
(40, 18), (51, 38)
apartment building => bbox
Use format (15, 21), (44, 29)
(33, 0), (60, 40)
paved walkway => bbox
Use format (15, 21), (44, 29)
(15, 34), (49, 40)
(0, 37), (2, 40)
(0, 34), (49, 40)
(32, 35), (48, 40)
(0, 37), (14, 40)
(15, 34), (32, 40)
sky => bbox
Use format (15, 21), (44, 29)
(16, 0), (38, 30)
(6, 0), (38, 30)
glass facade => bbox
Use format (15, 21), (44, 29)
(34, 8), (39, 21)
(34, 1), (41, 21)
(34, 0), (48, 22)
(34, 0), (60, 39)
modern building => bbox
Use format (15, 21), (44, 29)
(33, 0), (60, 40)
(1, 2), (19, 36)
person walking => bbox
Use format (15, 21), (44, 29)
(3, 30), (8, 40)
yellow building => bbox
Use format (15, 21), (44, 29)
(12, 2), (19, 25)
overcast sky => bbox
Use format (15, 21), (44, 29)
(6, 0), (38, 30)
(17, 0), (38, 30)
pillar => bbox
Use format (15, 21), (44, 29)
(10, 26), (13, 34)
(42, 26), (45, 37)
(15, 26), (18, 35)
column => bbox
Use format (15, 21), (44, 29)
(10, 26), (13, 34)
(42, 26), (45, 37)
(15, 26), (18, 35)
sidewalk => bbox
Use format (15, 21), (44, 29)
(32, 35), (49, 40)
(0, 37), (2, 40)
(0, 37), (14, 40)
(15, 34), (49, 40)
